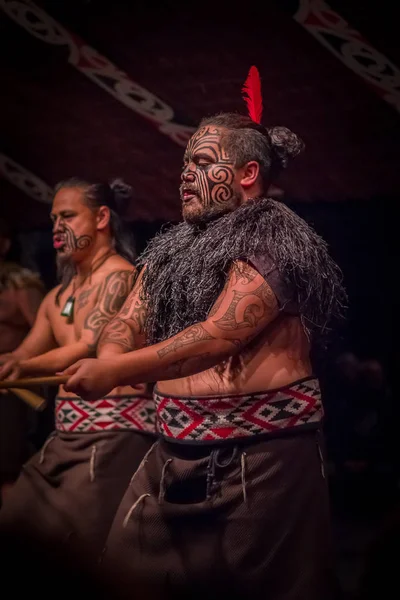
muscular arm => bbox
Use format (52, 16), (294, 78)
(17, 270), (136, 376)
(97, 268), (147, 357)
(109, 261), (279, 386)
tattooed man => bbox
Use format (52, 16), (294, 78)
(64, 116), (346, 599)
(0, 178), (156, 561)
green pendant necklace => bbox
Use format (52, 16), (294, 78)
(61, 295), (75, 320)
(60, 249), (115, 323)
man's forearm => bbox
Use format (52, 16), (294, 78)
(9, 332), (57, 362)
(113, 322), (236, 386)
(19, 342), (92, 376)
(1, 342), (55, 365)
(6, 347), (31, 361)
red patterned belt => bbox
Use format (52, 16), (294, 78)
(55, 395), (156, 434)
(154, 377), (323, 444)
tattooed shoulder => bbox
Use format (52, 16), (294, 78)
(83, 270), (136, 344)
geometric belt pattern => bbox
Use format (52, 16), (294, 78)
(55, 395), (156, 434)
(154, 378), (323, 443)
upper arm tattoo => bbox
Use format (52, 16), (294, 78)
(207, 263), (256, 319)
(211, 262), (278, 334)
(97, 318), (135, 353)
(83, 270), (136, 347)
(119, 293), (147, 335)
(97, 276), (148, 353)
(212, 281), (276, 331)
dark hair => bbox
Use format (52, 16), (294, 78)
(199, 112), (304, 187)
(54, 177), (136, 264)
(54, 177), (136, 303)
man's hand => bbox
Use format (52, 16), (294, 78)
(61, 358), (121, 400)
(0, 356), (22, 382)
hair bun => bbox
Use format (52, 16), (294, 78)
(109, 178), (133, 215)
(267, 126), (305, 169)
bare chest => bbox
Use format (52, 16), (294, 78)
(48, 282), (102, 346)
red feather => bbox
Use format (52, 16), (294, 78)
(241, 66), (263, 124)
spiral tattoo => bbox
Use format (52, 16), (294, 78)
(182, 126), (236, 211)
(60, 221), (92, 253)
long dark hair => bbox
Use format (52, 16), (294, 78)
(54, 177), (136, 302)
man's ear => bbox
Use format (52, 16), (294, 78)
(239, 161), (260, 189)
(96, 206), (111, 231)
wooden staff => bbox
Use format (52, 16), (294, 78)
(0, 376), (69, 411)
(9, 388), (47, 412)
(0, 375), (68, 390)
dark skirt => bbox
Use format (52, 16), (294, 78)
(102, 430), (337, 600)
(0, 429), (155, 562)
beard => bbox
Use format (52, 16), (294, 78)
(182, 192), (242, 225)
(55, 253), (77, 305)
(137, 198), (347, 348)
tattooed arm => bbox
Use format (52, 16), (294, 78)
(96, 268), (147, 357)
(62, 262), (280, 399)
(12, 270), (136, 378)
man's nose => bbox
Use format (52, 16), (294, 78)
(181, 168), (195, 183)
(52, 217), (62, 232)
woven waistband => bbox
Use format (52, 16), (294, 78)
(154, 377), (323, 444)
(55, 395), (156, 434)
